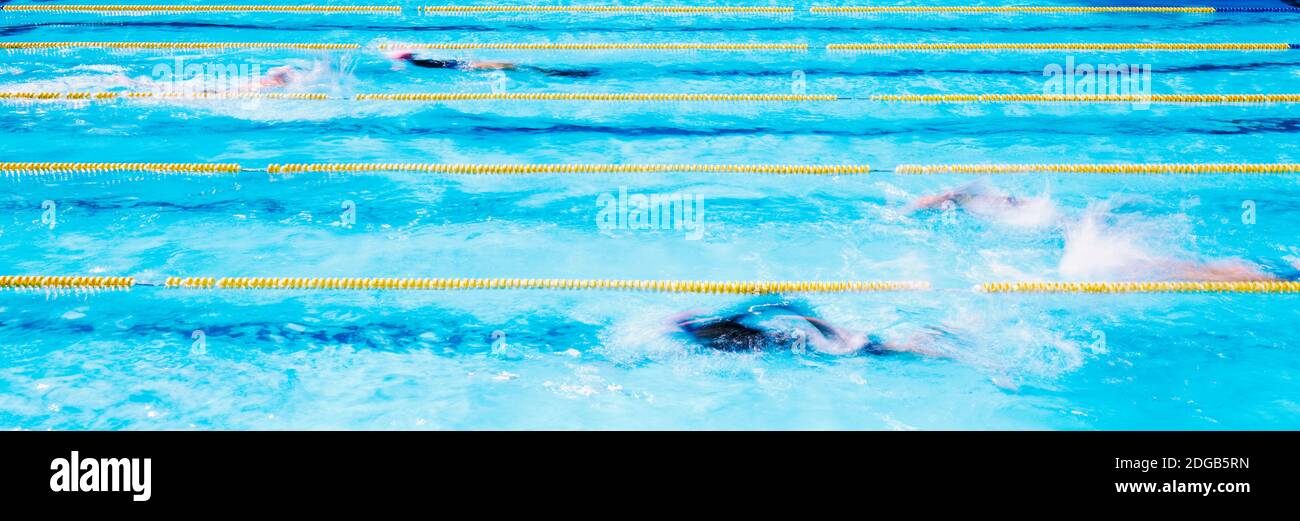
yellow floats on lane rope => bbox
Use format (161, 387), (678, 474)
(6, 42), (1291, 53)
(0, 162), (242, 175)
(0, 42), (360, 50)
(0, 91), (331, 101)
(871, 94), (1300, 104)
(9, 92), (1298, 104)
(377, 43), (807, 51)
(0, 5), (401, 14)
(811, 6), (1216, 14)
(163, 278), (929, 293)
(8, 162), (1297, 177)
(0, 162), (870, 177)
(418, 6), (795, 14)
(0, 92), (834, 103)
(6, 277), (1298, 294)
(7, 5), (1291, 16)
(895, 163), (1300, 174)
(828, 43), (1294, 52)
(0, 276), (136, 289)
(8, 91), (1300, 104)
(266, 163), (870, 175)
(354, 93), (837, 102)
(981, 282), (1300, 293)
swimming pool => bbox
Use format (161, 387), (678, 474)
(1, 0), (1298, 430)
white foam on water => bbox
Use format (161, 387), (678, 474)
(1059, 205), (1180, 280)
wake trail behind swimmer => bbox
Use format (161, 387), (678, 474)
(1060, 207), (1300, 282)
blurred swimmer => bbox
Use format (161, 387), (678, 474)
(249, 61), (335, 91)
(255, 65), (303, 89)
(1059, 210), (1300, 281)
(385, 50), (598, 77)
(1164, 258), (1300, 282)
(2, 59), (336, 98)
(669, 296), (949, 357)
(909, 181), (1059, 228)
(130, 61), (332, 93)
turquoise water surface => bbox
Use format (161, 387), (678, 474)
(1, 1), (1299, 429)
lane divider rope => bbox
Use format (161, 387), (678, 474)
(5, 162), (1297, 177)
(827, 43), (1296, 52)
(0, 276), (136, 289)
(4, 276), (1297, 294)
(0, 162), (870, 177)
(869, 94), (1300, 103)
(9, 92), (1300, 104)
(353, 93), (838, 101)
(0, 42), (360, 50)
(4, 42), (1290, 53)
(809, 6), (1259, 14)
(894, 164), (1300, 174)
(0, 162), (242, 175)
(161, 278), (928, 293)
(7, 5), (1296, 16)
(0, 91), (331, 101)
(377, 43), (807, 51)
(980, 282), (1300, 293)
(418, 6), (795, 14)
(0, 162), (867, 176)
(265, 163), (869, 175)
(0, 5), (402, 14)
(0, 92), (835, 102)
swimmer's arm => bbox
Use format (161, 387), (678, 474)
(768, 315), (857, 354)
(879, 328), (953, 358)
(783, 314), (927, 356)
(465, 61), (517, 71)
(1165, 260), (1275, 282)
(789, 315), (840, 340)
(669, 312), (716, 333)
(770, 314), (951, 357)
(908, 193), (957, 211)
(907, 187), (981, 211)
(880, 338), (947, 357)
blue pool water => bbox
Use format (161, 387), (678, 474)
(1, 1), (1299, 429)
